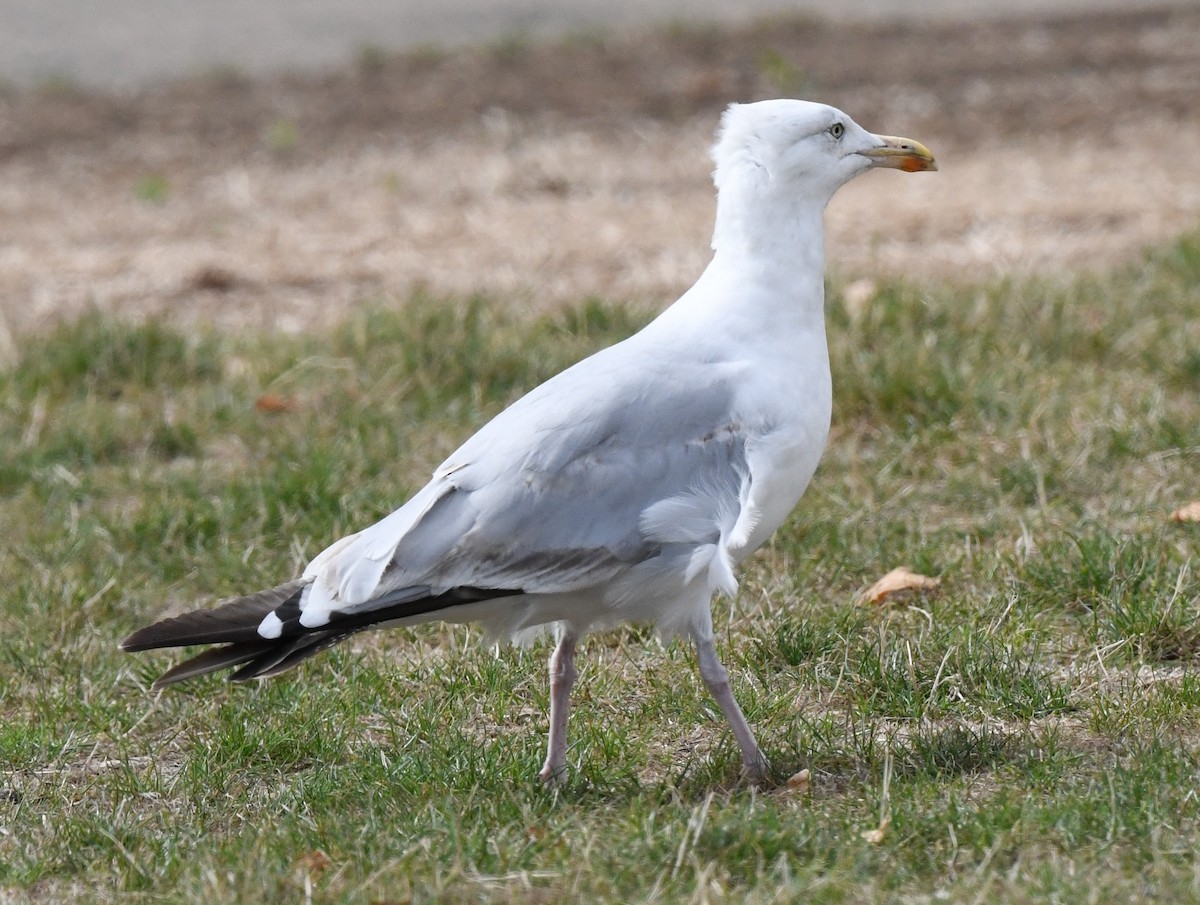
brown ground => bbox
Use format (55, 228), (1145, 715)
(0, 6), (1197, 339)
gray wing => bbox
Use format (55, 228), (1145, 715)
(300, 337), (756, 621)
(400, 343), (751, 590)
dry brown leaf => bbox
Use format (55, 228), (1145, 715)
(255, 393), (298, 414)
(293, 849), (332, 876)
(860, 567), (941, 605)
(190, 265), (240, 292)
(1171, 501), (1200, 523)
(860, 817), (891, 844)
(785, 769), (811, 794)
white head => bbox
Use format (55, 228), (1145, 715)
(710, 99), (936, 253)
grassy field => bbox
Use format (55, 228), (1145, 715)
(2, 232), (1199, 903)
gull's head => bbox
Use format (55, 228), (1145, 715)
(712, 99), (936, 211)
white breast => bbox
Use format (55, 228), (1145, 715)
(731, 327), (832, 561)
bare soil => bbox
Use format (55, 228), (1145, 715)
(0, 6), (1197, 338)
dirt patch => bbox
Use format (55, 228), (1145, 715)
(0, 6), (1197, 336)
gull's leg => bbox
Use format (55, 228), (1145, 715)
(693, 632), (768, 784)
(538, 630), (577, 785)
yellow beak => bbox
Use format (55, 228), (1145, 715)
(859, 135), (938, 173)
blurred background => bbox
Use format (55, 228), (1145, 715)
(0, 0), (1165, 90)
(0, 0), (1196, 338)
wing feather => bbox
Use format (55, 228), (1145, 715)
(298, 339), (763, 625)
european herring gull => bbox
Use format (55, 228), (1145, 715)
(122, 99), (936, 784)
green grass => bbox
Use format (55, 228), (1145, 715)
(2, 232), (1199, 902)
(132, 174), (171, 205)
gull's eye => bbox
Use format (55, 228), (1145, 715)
(829, 122), (845, 140)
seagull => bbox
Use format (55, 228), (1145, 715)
(121, 99), (936, 785)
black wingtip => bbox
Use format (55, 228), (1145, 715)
(125, 583), (523, 686)
(120, 627), (169, 653)
(119, 579), (309, 652)
(149, 641), (277, 688)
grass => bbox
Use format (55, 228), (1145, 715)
(132, 175), (171, 205)
(1, 232), (1199, 902)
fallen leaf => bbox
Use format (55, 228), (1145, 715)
(1171, 502), (1200, 523)
(861, 567), (940, 606)
(525, 825), (547, 842)
(861, 817), (891, 844)
(293, 849), (332, 876)
(785, 769), (811, 793)
(190, 265), (240, 292)
(255, 393), (297, 414)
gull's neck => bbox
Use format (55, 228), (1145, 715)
(711, 191), (828, 279)
(646, 186), (833, 350)
(698, 197), (829, 328)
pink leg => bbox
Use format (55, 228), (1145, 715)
(538, 631), (577, 785)
(694, 634), (768, 784)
